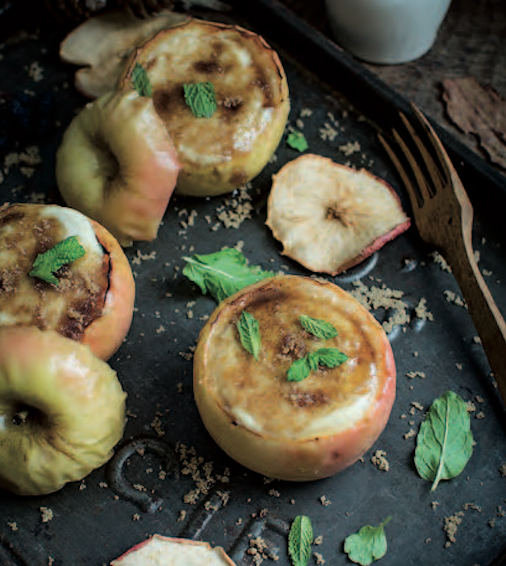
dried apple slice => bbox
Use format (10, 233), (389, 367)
(120, 18), (290, 197)
(60, 9), (188, 99)
(266, 154), (410, 275)
(111, 535), (236, 565)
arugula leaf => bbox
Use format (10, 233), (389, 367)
(29, 236), (85, 286)
(344, 516), (392, 566)
(288, 515), (313, 566)
(132, 63), (152, 97)
(287, 131), (308, 152)
(182, 248), (275, 303)
(414, 390), (473, 491)
(288, 348), (348, 382)
(300, 314), (338, 340)
(237, 311), (261, 361)
(184, 82), (217, 118)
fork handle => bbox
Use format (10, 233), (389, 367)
(444, 239), (506, 406)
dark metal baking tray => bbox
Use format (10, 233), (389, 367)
(1, 1), (506, 565)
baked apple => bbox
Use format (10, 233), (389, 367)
(193, 275), (396, 482)
(0, 326), (126, 496)
(111, 535), (236, 566)
(266, 154), (410, 275)
(0, 202), (135, 361)
(55, 88), (182, 247)
(120, 18), (290, 197)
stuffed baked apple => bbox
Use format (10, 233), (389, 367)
(120, 18), (290, 197)
(0, 203), (135, 360)
(0, 326), (126, 496)
(193, 275), (396, 481)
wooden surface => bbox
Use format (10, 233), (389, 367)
(278, 0), (506, 177)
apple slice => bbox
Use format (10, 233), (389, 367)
(0, 326), (126, 496)
(59, 9), (188, 99)
(120, 18), (290, 197)
(56, 88), (182, 247)
(0, 202), (135, 361)
(111, 535), (236, 565)
(193, 274), (396, 482)
(266, 154), (411, 275)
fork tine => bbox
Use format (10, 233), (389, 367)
(378, 133), (423, 210)
(409, 103), (453, 184)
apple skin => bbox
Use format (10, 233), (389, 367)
(193, 275), (396, 482)
(0, 325), (126, 496)
(84, 218), (135, 360)
(56, 89), (182, 247)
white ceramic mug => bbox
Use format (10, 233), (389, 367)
(324, 0), (452, 64)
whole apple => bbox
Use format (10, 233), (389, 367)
(0, 202), (135, 361)
(0, 325), (126, 496)
(193, 275), (396, 482)
(55, 89), (181, 247)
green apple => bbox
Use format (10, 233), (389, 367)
(0, 325), (126, 496)
(55, 89), (182, 247)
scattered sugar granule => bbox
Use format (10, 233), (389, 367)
(415, 298), (434, 321)
(27, 61), (44, 82)
(431, 251), (451, 272)
(338, 141), (361, 156)
(371, 450), (390, 471)
(319, 495), (332, 507)
(444, 511), (464, 546)
(319, 122), (338, 142)
(406, 370), (426, 379)
(444, 290), (467, 309)
(40, 507), (53, 523)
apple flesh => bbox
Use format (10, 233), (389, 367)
(0, 202), (135, 361)
(193, 274), (396, 481)
(56, 89), (182, 247)
(0, 325), (126, 496)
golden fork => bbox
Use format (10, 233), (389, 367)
(379, 103), (506, 407)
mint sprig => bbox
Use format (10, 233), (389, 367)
(288, 515), (313, 566)
(237, 311), (261, 361)
(300, 314), (338, 340)
(29, 236), (86, 286)
(287, 347), (348, 382)
(184, 82), (217, 118)
(344, 516), (392, 566)
(182, 248), (275, 303)
(132, 63), (152, 97)
(287, 131), (308, 152)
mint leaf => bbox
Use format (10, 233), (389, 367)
(287, 131), (308, 152)
(414, 390), (474, 491)
(237, 311), (261, 361)
(313, 347), (348, 368)
(29, 236), (86, 286)
(288, 515), (313, 566)
(182, 248), (275, 303)
(184, 82), (217, 118)
(287, 357), (311, 382)
(288, 348), (347, 382)
(299, 315), (338, 339)
(344, 517), (392, 566)
(132, 63), (152, 97)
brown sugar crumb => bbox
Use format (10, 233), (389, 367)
(415, 298), (434, 321)
(499, 463), (506, 477)
(268, 489), (280, 498)
(27, 61), (44, 82)
(403, 428), (416, 439)
(431, 251), (451, 273)
(246, 536), (279, 564)
(132, 513), (141, 521)
(314, 552), (326, 565)
(40, 507), (53, 523)
(444, 290), (467, 309)
(319, 495), (331, 507)
(215, 186), (253, 229)
(406, 370), (426, 379)
(150, 413), (165, 437)
(131, 249), (157, 265)
(338, 141), (361, 156)
(349, 280), (410, 333)
(444, 511), (464, 546)
(371, 450), (390, 471)
(314, 535), (323, 545)
(7, 522), (18, 531)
